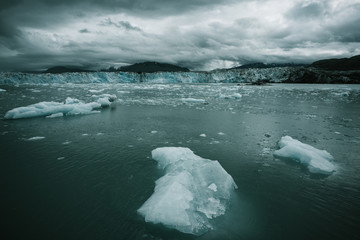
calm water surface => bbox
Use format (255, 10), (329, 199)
(0, 83), (360, 240)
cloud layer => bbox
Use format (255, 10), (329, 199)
(0, 0), (359, 71)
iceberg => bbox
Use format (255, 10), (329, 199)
(137, 147), (237, 235)
(273, 136), (335, 175)
(4, 95), (116, 119)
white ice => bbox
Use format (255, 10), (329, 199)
(137, 147), (237, 235)
(181, 98), (206, 103)
(26, 136), (45, 141)
(4, 95), (116, 119)
(273, 136), (335, 175)
(0, 88), (6, 92)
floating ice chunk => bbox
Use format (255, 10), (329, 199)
(150, 130), (158, 134)
(200, 133), (207, 137)
(138, 147), (237, 235)
(273, 136), (335, 175)
(91, 94), (117, 107)
(181, 98), (206, 103)
(26, 136), (45, 141)
(219, 93), (242, 99)
(89, 89), (104, 93)
(0, 88), (6, 92)
(4, 95), (116, 119)
(218, 132), (225, 135)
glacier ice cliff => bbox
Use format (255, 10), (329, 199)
(0, 67), (296, 84)
(1, 67), (358, 84)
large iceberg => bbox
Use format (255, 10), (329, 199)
(4, 95), (116, 119)
(273, 136), (335, 175)
(137, 147), (237, 235)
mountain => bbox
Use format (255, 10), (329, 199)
(118, 62), (190, 73)
(228, 62), (307, 70)
(310, 55), (360, 71)
(43, 66), (94, 73)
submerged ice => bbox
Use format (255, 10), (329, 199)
(137, 147), (237, 235)
(273, 136), (335, 175)
(4, 95), (116, 119)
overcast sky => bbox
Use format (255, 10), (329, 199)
(0, 0), (360, 71)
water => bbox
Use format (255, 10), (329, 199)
(1, 83), (360, 239)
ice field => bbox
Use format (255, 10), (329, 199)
(1, 83), (360, 239)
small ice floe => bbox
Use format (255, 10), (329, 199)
(29, 89), (41, 93)
(181, 98), (206, 103)
(4, 95), (117, 120)
(273, 136), (335, 175)
(57, 157), (65, 160)
(334, 132), (341, 135)
(96, 132), (103, 136)
(89, 89), (105, 93)
(150, 130), (158, 134)
(218, 132), (225, 136)
(62, 141), (72, 145)
(26, 136), (45, 141)
(261, 147), (272, 155)
(91, 94), (117, 107)
(81, 133), (89, 136)
(200, 133), (207, 137)
(0, 88), (6, 92)
(137, 147), (237, 235)
(219, 93), (242, 99)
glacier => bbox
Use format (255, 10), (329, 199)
(0, 67), (296, 84)
(4, 94), (116, 119)
(273, 136), (335, 175)
(137, 147), (237, 235)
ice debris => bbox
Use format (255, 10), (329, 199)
(181, 98), (206, 103)
(26, 136), (45, 141)
(137, 147), (237, 235)
(273, 136), (335, 175)
(4, 95), (116, 119)
(0, 88), (6, 92)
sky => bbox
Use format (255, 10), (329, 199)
(0, 0), (360, 72)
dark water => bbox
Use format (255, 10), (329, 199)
(1, 83), (360, 240)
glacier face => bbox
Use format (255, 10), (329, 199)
(0, 67), (296, 84)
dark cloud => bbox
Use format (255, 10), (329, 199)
(79, 28), (90, 33)
(100, 18), (142, 31)
(0, 0), (359, 72)
(286, 2), (325, 20)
